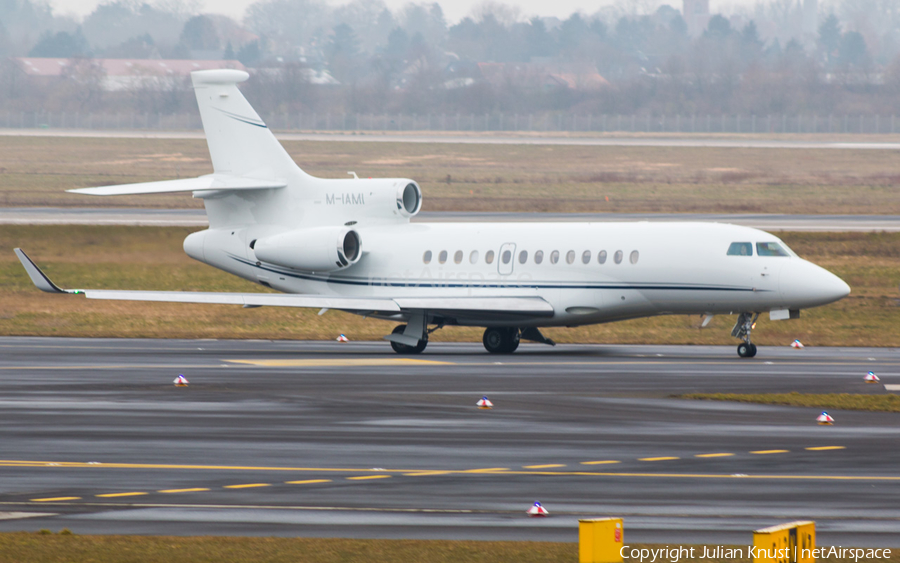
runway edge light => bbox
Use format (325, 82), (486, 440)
(336, 334), (349, 342)
(476, 396), (493, 409)
(527, 501), (548, 517)
(864, 371), (880, 383)
(791, 339), (805, 349)
(174, 374), (189, 387)
(579, 517), (624, 563)
(816, 411), (834, 425)
(752, 521), (815, 563)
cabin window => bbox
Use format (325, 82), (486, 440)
(501, 249), (512, 264)
(550, 250), (559, 264)
(566, 250), (576, 264)
(454, 250), (463, 264)
(614, 250), (623, 264)
(598, 250), (607, 264)
(727, 242), (753, 256)
(438, 250), (448, 264)
(630, 250), (639, 264)
(485, 250), (495, 264)
(423, 250), (432, 264)
(470, 250), (479, 264)
(534, 250), (544, 264)
(518, 250), (528, 264)
(757, 242), (790, 257)
(582, 250), (591, 264)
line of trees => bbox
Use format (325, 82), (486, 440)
(0, 0), (898, 117)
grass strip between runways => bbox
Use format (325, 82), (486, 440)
(1, 535), (898, 563)
(679, 392), (900, 413)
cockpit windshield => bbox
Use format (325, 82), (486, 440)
(727, 242), (752, 256)
(756, 242), (791, 257)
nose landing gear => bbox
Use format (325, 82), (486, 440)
(732, 312), (759, 358)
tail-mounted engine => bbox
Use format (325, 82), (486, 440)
(253, 226), (362, 272)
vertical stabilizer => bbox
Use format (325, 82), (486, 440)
(191, 70), (303, 180)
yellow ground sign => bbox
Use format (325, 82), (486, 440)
(753, 520), (816, 563)
(579, 517), (624, 563)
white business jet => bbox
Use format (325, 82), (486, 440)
(15, 70), (850, 357)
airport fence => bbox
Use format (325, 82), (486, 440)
(3, 110), (900, 134)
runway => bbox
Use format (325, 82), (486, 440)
(2, 207), (899, 231)
(1, 337), (899, 544)
(3, 128), (900, 149)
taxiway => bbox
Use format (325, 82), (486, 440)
(0, 338), (898, 544)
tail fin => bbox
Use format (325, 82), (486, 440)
(191, 70), (303, 180)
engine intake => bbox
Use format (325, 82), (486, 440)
(397, 182), (422, 217)
(253, 227), (362, 272)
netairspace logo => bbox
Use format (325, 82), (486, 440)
(620, 545), (892, 563)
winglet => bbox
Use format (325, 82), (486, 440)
(13, 249), (74, 294)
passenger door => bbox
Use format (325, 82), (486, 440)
(498, 243), (516, 275)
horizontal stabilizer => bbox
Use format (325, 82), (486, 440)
(68, 174), (286, 196)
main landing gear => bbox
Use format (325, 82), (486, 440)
(731, 312), (759, 358)
(389, 324), (427, 354)
(483, 327), (520, 354)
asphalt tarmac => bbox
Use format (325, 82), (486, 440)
(0, 338), (898, 545)
(3, 207), (899, 231)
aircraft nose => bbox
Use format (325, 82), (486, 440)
(780, 259), (851, 308)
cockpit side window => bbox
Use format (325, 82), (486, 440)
(727, 242), (753, 256)
(756, 242), (790, 257)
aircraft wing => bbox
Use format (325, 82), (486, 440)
(67, 174), (286, 196)
(14, 249), (554, 319)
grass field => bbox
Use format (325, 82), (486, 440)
(681, 393), (900, 412)
(0, 534), (894, 563)
(2, 226), (898, 346)
(2, 136), (900, 214)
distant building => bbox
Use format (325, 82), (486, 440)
(682, 0), (711, 36)
(13, 58), (246, 91)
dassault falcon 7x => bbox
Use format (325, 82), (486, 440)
(15, 69), (850, 357)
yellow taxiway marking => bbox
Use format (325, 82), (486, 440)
(158, 488), (210, 494)
(639, 457), (679, 462)
(347, 475), (391, 481)
(402, 471), (452, 477)
(523, 464), (565, 469)
(224, 483), (271, 489)
(695, 453), (734, 458)
(580, 460), (621, 465)
(225, 358), (451, 367)
(96, 492), (148, 498)
(806, 446), (845, 451)
(285, 479), (332, 485)
(750, 450), (790, 455)
(462, 467), (509, 473)
(31, 496), (80, 502)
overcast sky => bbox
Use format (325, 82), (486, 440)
(50, 0), (756, 23)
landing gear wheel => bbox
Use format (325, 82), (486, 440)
(390, 324), (427, 354)
(737, 342), (757, 358)
(482, 327), (520, 354)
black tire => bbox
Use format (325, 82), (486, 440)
(483, 327), (519, 354)
(737, 343), (756, 358)
(390, 325), (427, 354)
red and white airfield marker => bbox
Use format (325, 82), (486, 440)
(791, 339), (805, 349)
(816, 411), (834, 425)
(864, 371), (880, 383)
(476, 396), (493, 409)
(527, 501), (549, 517)
(336, 334), (349, 342)
(173, 374), (189, 387)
